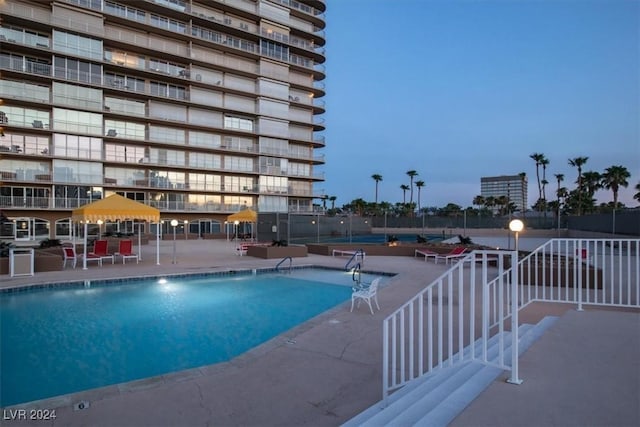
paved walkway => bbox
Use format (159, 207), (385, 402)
(1, 239), (638, 426)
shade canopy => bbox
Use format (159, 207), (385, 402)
(227, 208), (257, 223)
(72, 194), (160, 223)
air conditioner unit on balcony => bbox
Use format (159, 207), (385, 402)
(195, 74), (202, 81)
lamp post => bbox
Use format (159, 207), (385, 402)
(234, 220), (240, 245)
(184, 219), (188, 240)
(170, 219), (178, 264)
(509, 219), (524, 254)
(97, 219), (103, 239)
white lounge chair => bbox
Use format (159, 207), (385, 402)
(415, 248), (439, 262)
(351, 277), (381, 315)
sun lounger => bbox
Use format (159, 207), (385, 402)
(435, 247), (468, 264)
(415, 249), (439, 262)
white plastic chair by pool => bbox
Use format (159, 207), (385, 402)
(351, 277), (381, 315)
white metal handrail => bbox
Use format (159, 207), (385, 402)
(382, 250), (518, 399)
(382, 238), (640, 401)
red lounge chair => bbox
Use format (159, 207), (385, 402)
(64, 246), (102, 268)
(90, 239), (114, 264)
(115, 240), (138, 264)
(435, 247), (468, 264)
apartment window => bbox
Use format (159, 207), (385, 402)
(53, 159), (102, 184)
(53, 134), (102, 160)
(155, 0), (186, 11)
(191, 26), (224, 44)
(0, 159), (50, 180)
(66, 0), (102, 10)
(224, 156), (253, 172)
(188, 173), (221, 191)
(150, 81), (186, 100)
(54, 57), (101, 84)
(104, 119), (146, 140)
(52, 82), (102, 110)
(189, 131), (221, 148)
(259, 175), (288, 194)
(260, 40), (289, 62)
(0, 80), (49, 103)
(104, 1), (146, 22)
(104, 167), (145, 186)
(149, 58), (185, 76)
(149, 125), (185, 144)
(224, 116), (253, 131)
(260, 156), (287, 175)
(104, 73), (146, 93)
(223, 176), (254, 193)
(1, 106), (49, 128)
(53, 30), (102, 61)
(0, 25), (50, 48)
(105, 144), (146, 163)
(52, 108), (102, 135)
(188, 152), (221, 169)
(1, 132), (49, 156)
(104, 49), (145, 69)
(150, 14), (186, 33)
(148, 148), (185, 166)
(288, 162), (310, 177)
(104, 97), (146, 116)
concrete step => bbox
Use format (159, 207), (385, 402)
(342, 316), (558, 427)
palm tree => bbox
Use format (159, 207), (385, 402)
(400, 184), (410, 204)
(568, 156), (589, 215)
(582, 171), (602, 199)
(371, 174), (383, 204)
(484, 196), (496, 216)
(634, 182), (640, 204)
(329, 195), (336, 210)
(473, 195), (485, 210)
(530, 153), (545, 203)
(601, 165), (631, 209)
(415, 180), (425, 212)
(554, 173), (564, 219)
(406, 170), (418, 205)
(540, 157), (550, 201)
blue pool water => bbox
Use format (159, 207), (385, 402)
(0, 270), (378, 406)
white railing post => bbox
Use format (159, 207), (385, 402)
(577, 240), (584, 311)
(507, 250), (523, 385)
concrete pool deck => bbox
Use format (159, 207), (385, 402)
(1, 239), (638, 427)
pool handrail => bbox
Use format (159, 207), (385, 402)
(275, 256), (293, 273)
(345, 249), (365, 270)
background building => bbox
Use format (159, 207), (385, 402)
(480, 175), (528, 214)
(0, 0), (326, 241)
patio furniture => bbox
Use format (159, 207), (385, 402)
(415, 248), (439, 262)
(90, 240), (114, 264)
(63, 246), (102, 268)
(351, 277), (381, 315)
(435, 247), (468, 264)
(115, 239), (138, 264)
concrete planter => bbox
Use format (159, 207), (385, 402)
(246, 245), (308, 259)
(521, 261), (603, 289)
(0, 248), (63, 275)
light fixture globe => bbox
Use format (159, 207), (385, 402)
(170, 219), (178, 227)
(509, 219), (524, 233)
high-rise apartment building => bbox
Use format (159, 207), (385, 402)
(0, 0), (326, 240)
(480, 175), (528, 214)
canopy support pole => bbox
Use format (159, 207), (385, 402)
(156, 221), (160, 265)
(82, 222), (88, 270)
(138, 222), (142, 261)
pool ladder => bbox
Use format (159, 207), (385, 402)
(275, 256), (292, 273)
(344, 249), (365, 271)
(351, 262), (363, 289)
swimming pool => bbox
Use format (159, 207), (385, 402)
(0, 268), (386, 407)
